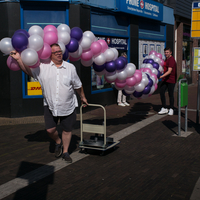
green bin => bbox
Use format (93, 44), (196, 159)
(180, 82), (188, 107)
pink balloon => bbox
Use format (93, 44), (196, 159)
(160, 59), (164, 67)
(81, 49), (93, 61)
(37, 43), (51, 60)
(156, 53), (162, 59)
(126, 76), (137, 86)
(44, 25), (57, 33)
(154, 83), (158, 90)
(69, 56), (81, 62)
(97, 39), (108, 53)
(43, 31), (58, 45)
(151, 73), (158, 82)
(143, 68), (152, 74)
(6, 56), (20, 71)
(149, 50), (156, 55)
(115, 79), (126, 89)
(29, 58), (40, 68)
(135, 69), (142, 74)
(133, 72), (142, 83)
(90, 41), (102, 56)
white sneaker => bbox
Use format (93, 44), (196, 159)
(168, 108), (174, 116)
(158, 107), (168, 114)
(118, 102), (125, 107)
(123, 102), (130, 106)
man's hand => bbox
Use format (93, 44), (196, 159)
(80, 96), (88, 107)
(10, 50), (21, 62)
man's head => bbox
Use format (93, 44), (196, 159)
(50, 43), (63, 64)
(164, 47), (172, 59)
(121, 52), (127, 58)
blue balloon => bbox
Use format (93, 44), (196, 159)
(157, 70), (161, 78)
(105, 61), (116, 72)
(143, 59), (148, 63)
(115, 57), (126, 70)
(143, 86), (151, 94)
(152, 62), (159, 70)
(148, 78), (153, 87)
(63, 48), (69, 60)
(120, 56), (128, 65)
(12, 33), (28, 52)
(133, 91), (143, 98)
(146, 59), (154, 64)
(70, 27), (83, 41)
(14, 29), (29, 38)
(66, 38), (79, 53)
(93, 63), (105, 72)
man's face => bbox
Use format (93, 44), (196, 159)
(51, 46), (63, 63)
(164, 50), (172, 59)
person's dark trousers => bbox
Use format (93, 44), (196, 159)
(160, 81), (176, 109)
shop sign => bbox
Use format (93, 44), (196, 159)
(27, 82), (42, 96)
(191, 2), (200, 38)
(118, 0), (163, 21)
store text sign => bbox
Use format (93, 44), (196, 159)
(119, 0), (163, 21)
(191, 2), (200, 38)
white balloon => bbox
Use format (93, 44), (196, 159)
(141, 75), (149, 86)
(124, 85), (135, 94)
(69, 45), (82, 58)
(151, 68), (158, 75)
(57, 41), (66, 54)
(154, 57), (161, 64)
(125, 63), (136, 77)
(149, 85), (155, 95)
(28, 34), (44, 51)
(105, 71), (117, 82)
(28, 25), (44, 38)
(83, 31), (95, 43)
(151, 76), (156, 84)
(134, 82), (145, 92)
(79, 36), (92, 51)
(94, 53), (106, 66)
(94, 69), (106, 76)
(57, 24), (71, 34)
(159, 65), (164, 72)
(117, 69), (127, 81)
(81, 58), (93, 67)
(58, 31), (71, 45)
(140, 63), (146, 68)
(104, 48), (115, 62)
(149, 54), (156, 60)
(21, 48), (38, 66)
(0, 38), (15, 54)
(111, 48), (118, 60)
(145, 63), (153, 70)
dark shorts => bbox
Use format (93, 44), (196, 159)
(44, 106), (76, 132)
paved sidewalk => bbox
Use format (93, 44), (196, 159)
(0, 84), (200, 200)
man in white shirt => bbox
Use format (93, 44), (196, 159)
(11, 44), (88, 163)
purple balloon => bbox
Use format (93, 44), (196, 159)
(157, 70), (161, 78)
(143, 86), (151, 94)
(148, 78), (153, 87)
(152, 62), (159, 70)
(143, 59), (148, 63)
(122, 90), (130, 96)
(66, 38), (79, 53)
(70, 27), (83, 41)
(145, 73), (150, 79)
(115, 57), (126, 70)
(120, 56), (128, 65)
(133, 91), (143, 98)
(146, 59), (154, 64)
(63, 48), (69, 60)
(105, 61), (116, 72)
(14, 29), (29, 38)
(12, 33), (28, 52)
(93, 63), (105, 72)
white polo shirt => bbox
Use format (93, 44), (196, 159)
(31, 61), (82, 117)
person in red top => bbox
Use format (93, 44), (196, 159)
(158, 47), (177, 115)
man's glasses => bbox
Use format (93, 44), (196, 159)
(51, 50), (62, 55)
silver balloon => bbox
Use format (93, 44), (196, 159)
(57, 24), (71, 34)
(57, 41), (66, 54)
(94, 53), (106, 66)
(83, 31), (96, 43)
(58, 31), (71, 45)
(149, 54), (156, 60)
(28, 25), (44, 38)
(28, 34), (44, 51)
(111, 48), (119, 60)
(79, 36), (92, 51)
(145, 63), (153, 70)
(154, 57), (161, 64)
(150, 76), (156, 84)
(0, 38), (15, 54)
(105, 71), (117, 82)
(141, 74), (149, 86)
(159, 65), (164, 73)
(134, 82), (145, 92)
(124, 85), (135, 94)
(104, 48), (115, 62)
(140, 63), (146, 68)
(151, 68), (158, 75)
(149, 85), (155, 95)
(21, 48), (38, 66)
(69, 45), (82, 58)
(125, 63), (136, 77)
(117, 69), (128, 81)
